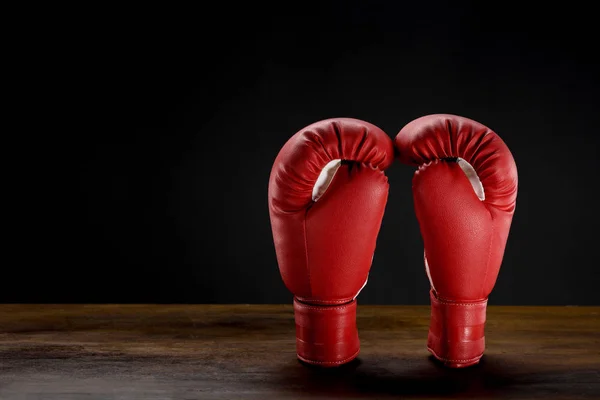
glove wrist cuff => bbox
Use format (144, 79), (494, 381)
(293, 297), (359, 367)
(427, 289), (487, 368)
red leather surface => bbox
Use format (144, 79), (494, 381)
(269, 118), (393, 365)
(395, 114), (518, 367)
(427, 289), (487, 368)
(294, 298), (359, 366)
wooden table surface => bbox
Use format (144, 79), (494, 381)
(0, 305), (598, 399)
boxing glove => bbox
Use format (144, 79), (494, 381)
(395, 114), (518, 368)
(268, 118), (394, 366)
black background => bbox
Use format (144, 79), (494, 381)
(10, 2), (599, 305)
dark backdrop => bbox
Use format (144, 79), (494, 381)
(9, 2), (599, 305)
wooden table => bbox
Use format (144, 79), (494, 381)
(0, 305), (598, 399)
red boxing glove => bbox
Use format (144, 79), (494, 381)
(268, 118), (394, 366)
(395, 114), (518, 368)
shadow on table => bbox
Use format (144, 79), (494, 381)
(275, 355), (599, 398)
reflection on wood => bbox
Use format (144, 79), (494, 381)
(1, 304), (598, 399)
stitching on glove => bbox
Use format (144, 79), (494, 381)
(427, 346), (483, 364)
(433, 297), (488, 307)
(297, 349), (360, 365)
(295, 302), (355, 312)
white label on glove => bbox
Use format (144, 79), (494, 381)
(457, 157), (485, 201)
(312, 159), (342, 202)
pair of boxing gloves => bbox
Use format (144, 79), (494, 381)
(268, 114), (518, 368)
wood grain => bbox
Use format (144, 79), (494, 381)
(0, 304), (598, 399)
